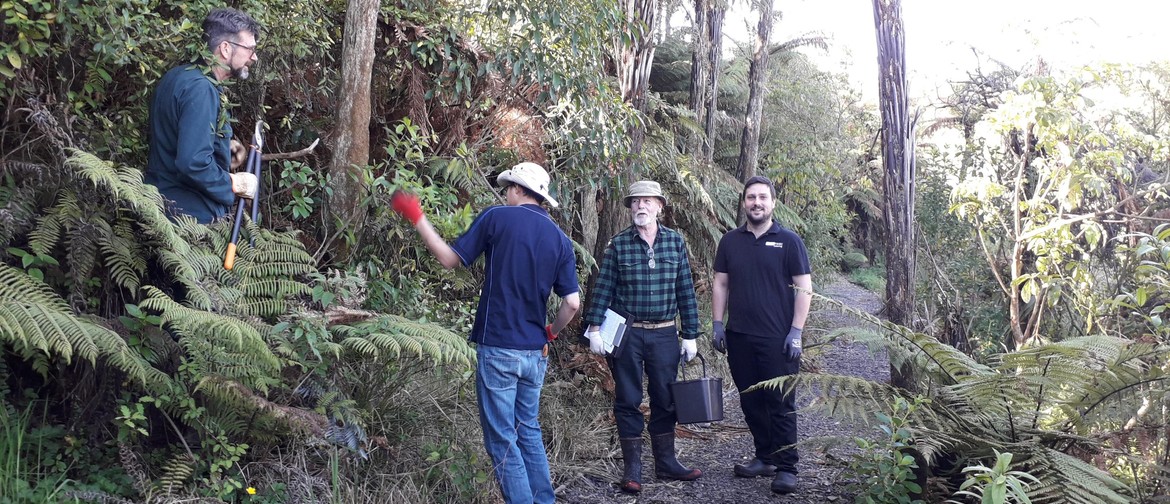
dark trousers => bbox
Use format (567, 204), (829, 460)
(727, 329), (800, 473)
(608, 326), (681, 438)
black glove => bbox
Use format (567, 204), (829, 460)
(712, 320), (727, 354)
(785, 327), (803, 360)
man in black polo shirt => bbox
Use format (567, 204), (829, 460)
(711, 175), (812, 494)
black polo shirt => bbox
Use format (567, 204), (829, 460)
(714, 221), (811, 338)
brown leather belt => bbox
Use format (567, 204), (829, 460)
(629, 320), (675, 329)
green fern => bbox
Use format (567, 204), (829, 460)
(154, 453), (196, 496)
(1, 148), (489, 497)
(0, 264), (164, 387)
(766, 292), (1151, 502)
(332, 314), (475, 367)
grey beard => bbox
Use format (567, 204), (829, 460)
(232, 65), (250, 80)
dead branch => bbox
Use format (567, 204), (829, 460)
(325, 305), (378, 325)
(261, 138), (320, 161)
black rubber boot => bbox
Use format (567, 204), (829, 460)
(771, 471), (798, 494)
(651, 432), (702, 481)
(618, 437), (643, 493)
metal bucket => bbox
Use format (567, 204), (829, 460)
(670, 352), (724, 424)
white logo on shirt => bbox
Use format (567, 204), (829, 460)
(765, 241), (784, 248)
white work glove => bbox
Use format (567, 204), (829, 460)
(680, 338), (697, 362)
(586, 329), (606, 355)
(230, 172), (258, 199)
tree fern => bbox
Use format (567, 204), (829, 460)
(769, 292), (1159, 500)
(139, 287), (281, 387)
(3, 148), (496, 494)
(0, 264), (164, 387)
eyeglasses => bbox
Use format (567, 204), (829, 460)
(226, 40), (257, 54)
(647, 246), (656, 269)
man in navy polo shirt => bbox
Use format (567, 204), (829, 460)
(391, 162), (580, 504)
(711, 175), (812, 495)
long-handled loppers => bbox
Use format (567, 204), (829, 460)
(224, 121), (264, 270)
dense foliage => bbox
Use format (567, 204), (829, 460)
(5, 0), (1170, 502)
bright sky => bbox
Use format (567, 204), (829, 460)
(720, 0), (1170, 103)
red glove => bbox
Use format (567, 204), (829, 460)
(545, 324), (557, 342)
(391, 190), (423, 225)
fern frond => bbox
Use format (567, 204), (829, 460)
(139, 286), (280, 377)
(985, 336), (1169, 430)
(28, 200), (68, 255)
(748, 372), (902, 423)
(0, 265), (163, 387)
(813, 291), (992, 383)
(100, 226), (147, 293)
(330, 314), (475, 367)
(1015, 447), (1132, 503)
(155, 453), (196, 496)
(64, 221), (101, 304)
(424, 157), (480, 194)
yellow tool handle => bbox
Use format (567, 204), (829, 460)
(223, 243), (238, 270)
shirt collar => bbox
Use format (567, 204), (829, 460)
(735, 220), (782, 236)
(519, 203), (548, 215)
(622, 223), (669, 241)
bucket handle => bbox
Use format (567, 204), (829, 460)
(677, 352), (709, 380)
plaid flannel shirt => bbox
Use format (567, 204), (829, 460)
(584, 225), (700, 339)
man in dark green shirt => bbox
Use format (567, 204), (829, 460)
(145, 8), (261, 223)
(583, 180), (702, 493)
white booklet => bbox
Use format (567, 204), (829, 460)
(600, 309), (627, 354)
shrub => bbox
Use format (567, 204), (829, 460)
(847, 396), (925, 504)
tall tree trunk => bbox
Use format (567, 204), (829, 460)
(873, 0), (918, 390)
(702, 7), (725, 164)
(734, 0), (773, 224)
(688, 0), (709, 157)
(660, 0), (672, 38)
(326, 0), (380, 262)
(619, 0), (659, 156)
(595, 0), (659, 264)
(584, 0), (662, 266)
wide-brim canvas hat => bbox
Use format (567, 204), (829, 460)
(623, 180), (667, 208)
(497, 162), (559, 207)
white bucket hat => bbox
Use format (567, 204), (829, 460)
(498, 162), (559, 207)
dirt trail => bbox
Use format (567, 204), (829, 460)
(557, 276), (887, 503)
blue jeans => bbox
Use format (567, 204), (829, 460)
(475, 344), (554, 504)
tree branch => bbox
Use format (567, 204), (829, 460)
(1017, 182), (1168, 243)
(260, 138), (321, 161)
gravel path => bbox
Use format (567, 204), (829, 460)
(556, 276), (888, 503)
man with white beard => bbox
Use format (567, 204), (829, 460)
(145, 8), (261, 223)
(711, 175), (812, 494)
(583, 180), (703, 493)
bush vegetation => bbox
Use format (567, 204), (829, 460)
(4, 0), (1170, 502)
